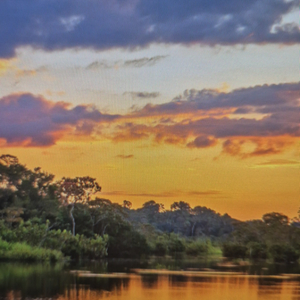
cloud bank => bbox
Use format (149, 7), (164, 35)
(1, 82), (299, 158)
(113, 82), (300, 157)
(0, 0), (299, 58)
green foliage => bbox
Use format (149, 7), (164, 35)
(153, 236), (168, 256)
(185, 240), (208, 256)
(226, 212), (300, 262)
(0, 238), (63, 262)
(247, 242), (267, 259)
(0, 238), (10, 251)
(61, 233), (108, 260)
(222, 243), (247, 259)
(107, 229), (150, 258)
(263, 212), (289, 226)
(0, 221), (108, 260)
(167, 233), (185, 254)
(268, 244), (299, 263)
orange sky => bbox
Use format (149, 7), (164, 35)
(3, 135), (299, 221)
(0, 2), (299, 221)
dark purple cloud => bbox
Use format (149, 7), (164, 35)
(132, 82), (300, 116)
(0, 0), (299, 58)
(0, 93), (119, 146)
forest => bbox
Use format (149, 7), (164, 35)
(0, 154), (299, 263)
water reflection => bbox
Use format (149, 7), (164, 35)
(0, 263), (67, 299)
(72, 277), (130, 292)
(0, 263), (300, 300)
(140, 274), (159, 288)
(169, 275), (188, 287)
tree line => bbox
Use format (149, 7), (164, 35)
(0, 154), (299, 263)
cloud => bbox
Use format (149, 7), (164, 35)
(0, 59), (14, 76)
(255, 159), (300, 167)
(86, 56), (167, 70)
(1, 81), (299, 158)
(123, 91), (160, 99)
(86, 60), (114, 70)
(15, 66), (48, 78)
(60, 15), (85, 32)
(186, 190), (221, 196)
(112, 82), (300, 157)
(132, 82), (300, 117)
(220, 138), (288, 158)
(187, 136), (217, 148)
(0, 93), (119, 146)
(123, 56), (167, 67)
(116, 154), (134, 159)
(101, 189), (221, 197)
(0, 0), (299, 58)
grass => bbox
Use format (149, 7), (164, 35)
(0, 238), (63, 262)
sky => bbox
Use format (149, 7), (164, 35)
(0, 0), (299, 220)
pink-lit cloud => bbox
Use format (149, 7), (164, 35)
(0, 93), (119, 146)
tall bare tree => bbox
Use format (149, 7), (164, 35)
(57, 177), (101, 235)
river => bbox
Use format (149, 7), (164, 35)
(0, 260), (300, 300)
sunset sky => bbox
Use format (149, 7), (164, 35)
(0, 0), (299, 220)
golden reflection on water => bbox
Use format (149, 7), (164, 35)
(49, 275), (300, 300)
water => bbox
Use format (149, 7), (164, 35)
(1, 260), (300, 300)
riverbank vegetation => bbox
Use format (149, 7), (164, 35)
(0, 154), (300, 263)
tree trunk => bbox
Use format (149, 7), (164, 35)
(102, 224), (108, 236)
(70, 204), (76, 236)
(191, 222), (197, 236)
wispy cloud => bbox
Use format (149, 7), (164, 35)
(101, 190), (222, 198)
(15, 66), (48, 78)
(254, 159), (300, 167)
(123, 56), (167, 67)
(86, 56), (167, 70)
(123, 91), (160, 99)
(116, 154), (134, 159)
(86, 60), (113, 70)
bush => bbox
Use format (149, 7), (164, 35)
(222, 243), (247, 259)
(247, 242), (267, 259)
(185, 240), (208, 256)
(108, 230), (150, 258)
(154, 240), (168, 256)
(61, 233), (108, 260)
(0, 238), (10, 251)
(269, 244), (299, 263)
(168, 233), (185, 255)
(0, 239), (63, 262)
(82, 234), (108, 259)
